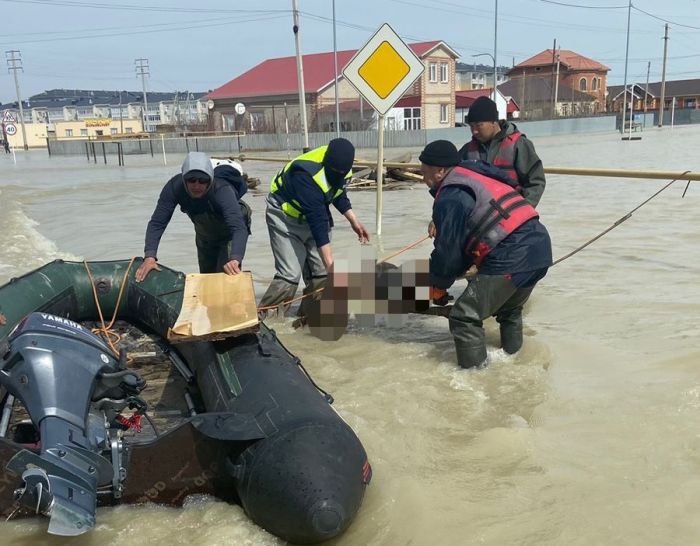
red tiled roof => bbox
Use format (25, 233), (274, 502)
(455, 89), (519, 113)
(514, 49), (609, 72)
(455, 89), (493, 107)
(206, 41), (449, 100)
(394, 95), (421, 107)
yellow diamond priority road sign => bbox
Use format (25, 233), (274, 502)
(343, 24), (425, 115)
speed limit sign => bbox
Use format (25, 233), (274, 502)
(4, 123), (16, 136)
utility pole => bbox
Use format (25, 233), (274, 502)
(135, 58), (150, 132)
(6, 50), (28, 150)
(550, 38), (557, 115)
(521, 69), (526, 119)
(118, 90), (124, 134)
(292, 0), (309, 151)
(493, 0), (498, 102)
(644, 61), (650, 126)
(553, 48), (561, 117)
(658, 23), (669, 127)
(620, 0), (632, 133)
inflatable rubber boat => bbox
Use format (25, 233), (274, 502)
(0, 259), (371, 543)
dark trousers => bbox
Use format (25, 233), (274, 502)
(195, 236), (230, 274)
(448, 274), (535, 368)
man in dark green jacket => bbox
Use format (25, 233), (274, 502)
(459, 96), (546, 207)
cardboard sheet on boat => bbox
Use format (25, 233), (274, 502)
(167, 272), (259, 343)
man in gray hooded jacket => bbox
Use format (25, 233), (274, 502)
(135, 151), (249, 282)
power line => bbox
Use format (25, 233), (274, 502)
(0, 0), (288, 14)
(536, 0), (700, 31)
(0, 14), (288, 46)
(539, 0), (627, 8)
(2, 15), (247, 37)
(631, 5), (700, 31)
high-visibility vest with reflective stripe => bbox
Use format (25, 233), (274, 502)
(466, 131), (523, 188)
(270, 146), (350, 219)
(435, 165), (538, 266)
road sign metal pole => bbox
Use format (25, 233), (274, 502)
(341, 22), (426, 236)
(332, 0), (340, 137)
(376, 114), (385, 236)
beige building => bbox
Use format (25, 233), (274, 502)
(206, 40), (459, 132)
(2, 121), (48, 149)
(53, 118), (143, 139)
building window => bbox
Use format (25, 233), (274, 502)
(685, 98), (696, 108)
(125, 127), (133, 134)
(403, 107), (421, 130)
(440, 104), (449, 123)
(250, 112), (265, 132)
(429, 63), (437, 82)
(80, 129), (88, 136)
(111, 128), (118, 135)
(440, 63), (448, 83)
(591, 78), (598, 91)
(65, 129), (73, 137)
(579, 78), (587, 91)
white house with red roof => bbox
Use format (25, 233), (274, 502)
(205, 41), (459, 133)
(454, 89), (519, 125)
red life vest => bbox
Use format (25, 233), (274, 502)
(435, 166), (538, 266)
(466, 131), (523, 189)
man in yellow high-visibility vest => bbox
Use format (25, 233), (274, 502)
(260, 138), (369, 322)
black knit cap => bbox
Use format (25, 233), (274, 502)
(323, 137), (355, 176)
(467, 96), (499, 123)
(419, 140), (460, 167)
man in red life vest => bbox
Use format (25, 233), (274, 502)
(421, 140), (552, 369)
(459, 96), (545, 207)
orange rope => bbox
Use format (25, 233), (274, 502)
(378, 235), (430, 264)
(83, 258), (136, 356)
(256, 235), (430, 313)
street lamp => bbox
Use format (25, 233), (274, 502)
(472, 53), (497, 101)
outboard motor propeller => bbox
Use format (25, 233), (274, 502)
(0, 312), (144, 535)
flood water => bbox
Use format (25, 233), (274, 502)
(0, 124), (699, 545)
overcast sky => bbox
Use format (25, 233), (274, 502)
(2, 0), (699, 102)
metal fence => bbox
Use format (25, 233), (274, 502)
(44, 113), (642, 158)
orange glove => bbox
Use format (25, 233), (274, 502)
(430, 287), (449, 306)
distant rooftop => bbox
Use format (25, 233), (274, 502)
(206, 40), (459, 100)
(511, 49), (610, 73)
(1, 89), (208, 110)
(608, 78), (700, 99)
(456, 62), (511, 73)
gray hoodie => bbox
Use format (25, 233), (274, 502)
(143, 151), (248, 264)
(181, 151), (214, 182)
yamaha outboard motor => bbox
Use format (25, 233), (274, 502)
(0, 313), (145, 535)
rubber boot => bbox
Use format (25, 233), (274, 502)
(454, 340), (488, 369)
(259, 278), (299, 319)
(296, 276), (328, 326)
(500, 319), (523, 354)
